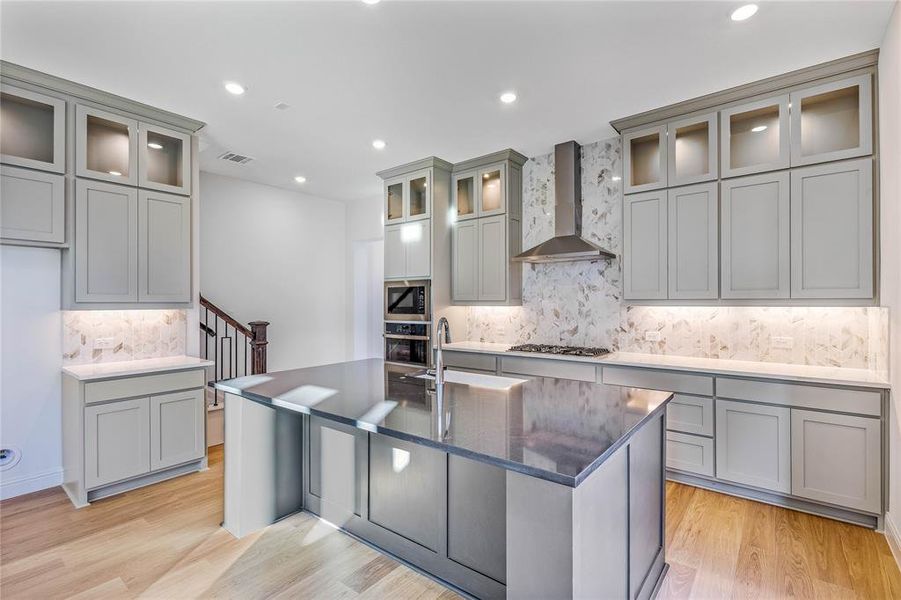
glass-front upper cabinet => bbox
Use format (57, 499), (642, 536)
(384, 177), (405, 225)
(790, 74), (872, 167)
(76, 104), (138, 185)
(667, 112), (717, 186)
(720, 95), (790, 178)
(478, 164), (506, 216)
(407, 170), (431, 221)
(453, 171), (476, 221)
(624, 124), (667, 194)
(139, 123), (191, 195)
(0, 84), (66, 173)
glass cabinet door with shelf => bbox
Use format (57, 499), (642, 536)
(76, 105), (139, 185)
(624, 125), (667, 194)
(477, 164), (506, 216)
(453, 171), (477, 221)
(667, 113), (717, 186)
(720, 95), (790, 178)
(407, 171), (431, 221)
(139, 123), (191, 195)
(384, 178), (405, 225)
(0, 84), (66, 173)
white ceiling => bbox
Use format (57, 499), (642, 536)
(1, 1), (895, 202)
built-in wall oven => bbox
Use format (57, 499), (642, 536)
(384, 280), (430, 322)
(384, 322), (430, 368)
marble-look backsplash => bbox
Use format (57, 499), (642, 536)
(62, 310), (187, 365)
(461, 136), (890, 371)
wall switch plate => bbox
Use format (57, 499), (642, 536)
(94, 337), (116, 350)
(645, 331), (662, 342)
(772, 336), (794, 349)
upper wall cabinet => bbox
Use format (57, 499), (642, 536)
(623, 190), (667, 300)
(624, 125), (667, 194)
(667, 182), (718, 299)
(0, 84), (66, 173)
(453, 162), (508, 220)
(76, 105), (139, 186)
(720, 95), (790, 178)
(384, 170), (431, 225)
(139, 123), (191, 196)
(453, 171), (477, 221)
(0, 165), (65, 245)
(667, 113), (717, 186)
(790, 74), (872, 167)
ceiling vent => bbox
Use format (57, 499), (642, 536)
(217, 151), (254, 165)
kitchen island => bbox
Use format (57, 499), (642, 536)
(215, 358), (672, 599)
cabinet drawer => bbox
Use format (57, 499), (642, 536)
(0, 165), (65, 244)
(666, 431), (714, 477)
(716, 377), (881, 417)
(443, 351), (497, 373)
(666, 395), (714, 436)
(601, 366), (713, 396)
(501, 356), (596, 382)
(85, 369), (205, 404)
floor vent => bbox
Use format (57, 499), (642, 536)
(217, 151), (255, 165)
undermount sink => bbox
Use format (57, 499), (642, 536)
(415, 369), (528, 390)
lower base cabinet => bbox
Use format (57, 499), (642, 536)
(715, 399), (791, 493)
(666, 431), (714, 477)
(150, 389), (206, 471)
(85, 397), (151, 489)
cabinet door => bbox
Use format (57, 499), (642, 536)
(790, 158), (873, 298)
(406, 170), (431, 221)
(668, 182), (718, 299)
(790, 74), (873, 167)
(138, 190), (190, 302)
(478, 215), (507, 301)
(624, 125), (667, 194)
(150, 389), (205, 471)
(384, 177), (405, 225)
(76, 105), (138, 186)
(666, 431), (715, 477)
(452, 219), (478, 301)
(309, 417), (362, 525)
(453, 171), (477, 221)
(138, 123), (191, 195)
(477, 163), (506, 217)
(667, 112), (717, 186)
(716, 399), (791, 493)
(791, 410), (881, 513)
(721, 172), (790, 299)
(384, 224), (405, 279)
(0, 84), (66, 173)
(721, 95), (790, 178)
(84, 397), (151, 489)
(75, 179), (138, 302)
(0, 165), (65, 244)
(623, 190), (668, 300)
(404, 221), (431, 279)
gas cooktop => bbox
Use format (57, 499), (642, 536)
(507, 344), (610, 357)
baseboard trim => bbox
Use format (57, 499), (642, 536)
(885, 511), (901, 571)
(0, 467), (64, 500)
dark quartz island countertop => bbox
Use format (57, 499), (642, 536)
(214, 358), (672, 487)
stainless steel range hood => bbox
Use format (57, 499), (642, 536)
(513, 141), (616, 264)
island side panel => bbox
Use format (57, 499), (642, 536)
(630, 413), (666, 600)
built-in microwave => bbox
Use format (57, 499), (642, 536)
(384, 280), (430, 322)
(384, 322), (430, 367)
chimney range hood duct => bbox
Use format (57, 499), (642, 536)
(513, 140), (616, 264)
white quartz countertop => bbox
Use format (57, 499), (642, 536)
(440, 341), (890, 389)
(62, 356), (214, 381)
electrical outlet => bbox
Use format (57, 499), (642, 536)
(772, 336), (794, 350)
(94, 337), (116, 350)
(644, 331), (662, 342)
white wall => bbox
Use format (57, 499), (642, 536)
(879, 0), (901, 563)
(0, 246), (62, 499)
(344, 197), (384, 360)
(200, 172), (348, 372)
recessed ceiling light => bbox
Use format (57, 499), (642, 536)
(361, 0), (380, 4)
(224, 81), (246, 95)
(108, 171), (122, 176)
(500, 91), (517, 104)
(294, 175), (307, 184)
(731, 4), (758, 21)
(751, 125), (768, 133)
(372, 139), (386, 150)
(147, 142), (163, 150)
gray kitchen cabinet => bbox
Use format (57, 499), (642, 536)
(150, 389), (205, 471)
(452, 219), (478, 301)
(368, 433), (444, 552)
(623, 190), (667, 300)
(477, 163), (506, 217)
(624, 125), (667, 194)
(790, 74), (873, 167)
(665, 394), (714, 436)
(384, 176), (405, 225)
(309, 416), (363, 524)
(720, 95), (791, 178)
(666, 431), (715, 477)
(138, 122), (191, 196)
(76, 104), (138, 186)
(667, 182), (718, 299)
(382, 170), (431, 224)
(716, 399), (791, 494)
(791, 409), (881, 513)
(84, 397), (151, 489)
(384, 224), (405, 279)
(0, 165), (65, 245)
(478, 215), (506, 301)
(138, 190), (191, 302)
(0, 83), (66, 173)
(404, 220), (431, 279)
(721, 172), (790, 299)
(75, 179), (138, 302)
(667, 112), (717, 186)
(790, 158), (873, 299)
(453, 170), (477, 221)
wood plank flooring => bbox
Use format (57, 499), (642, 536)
(1, 445), (899, 599)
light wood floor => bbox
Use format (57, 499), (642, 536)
(1, 446), (899, 599)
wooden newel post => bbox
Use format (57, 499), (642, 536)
(249, 321), (270, 374)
